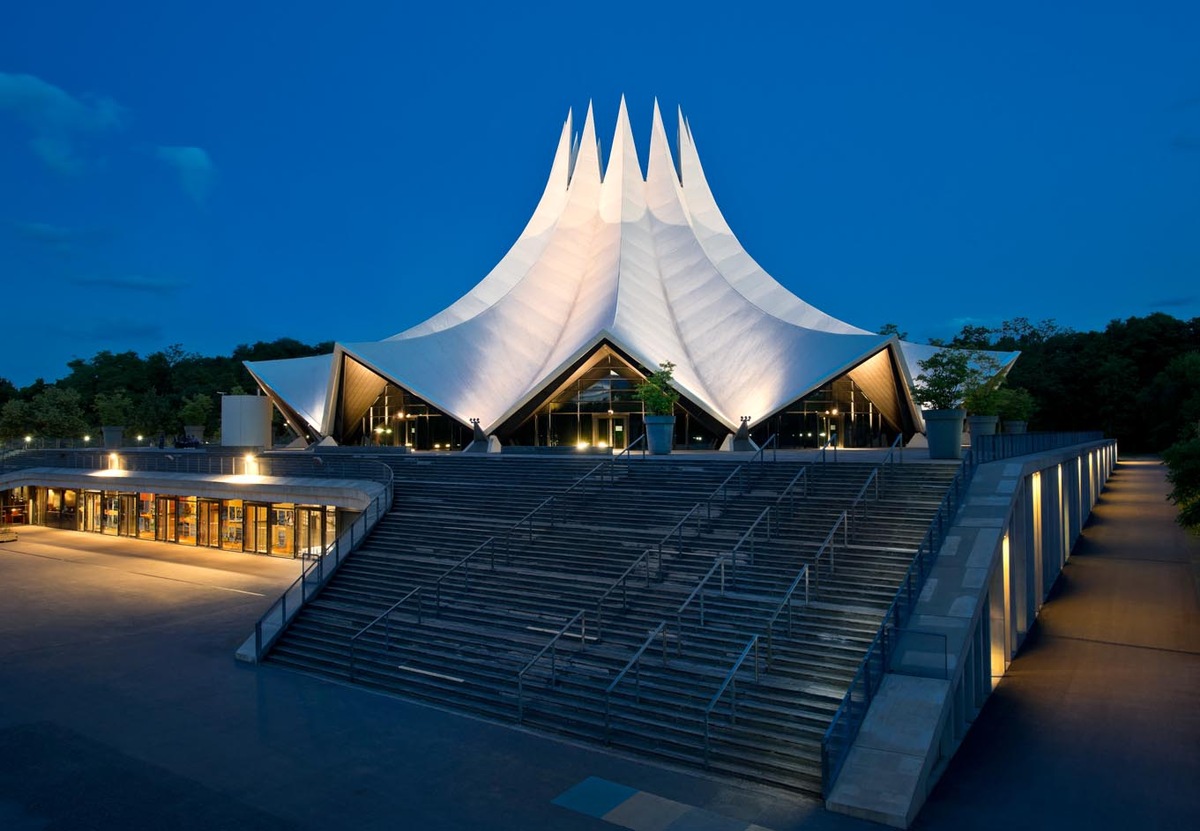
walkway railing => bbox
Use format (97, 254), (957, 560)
(703, 635), (761, 764)
(820, 449), (975, 793)
(593, 549), (659, 634)
(613, 434), (647, 468)
(516, 610), (588, 721)
(972, 431), (1104, 464)
(763, 564), (810, 664)
(432, 537), (498, 609)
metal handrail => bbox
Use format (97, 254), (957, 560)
(613, 433), (647, 467)
(763, 564), (810, 664)
(818, 437), (837, 464)
(348, 586), (423, 680)
(729, 505), (774, 568)
(847, 469), (880, 531)
(702, 635), (761, 764)
(250, 460), (395, 661)
(709, 464), (746, 505)
(674, 555), (733, 650)
(880, 433), (904, 480)
(820, 449), (976, 793)
(749, 433), (778, 465)
(432, 536), (498, 609)
(777, 465), (811, 518)
(594, 549), (657, 634)
(660, 502), (706, 557)
(516, 609), (587, 721)
(604, 621), (669, 739)
(501, 460), (612, 558)
(811, 510), (848, 582)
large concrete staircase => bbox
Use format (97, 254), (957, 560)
(265, 454), (959, 797)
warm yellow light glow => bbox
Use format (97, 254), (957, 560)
(597, 441), (609, 449)
(24, 435), (32, 443)
(434, 443), (442, 449)
(830, 408), (838, 416)
(136, 434), (144, 442)
(83, 435), (91, 442)
(576, 441), (590, 449)
(243, 454), (259, 476)
(108, 453), (120, 470)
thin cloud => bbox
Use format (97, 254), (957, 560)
(68, 273), (189, 292)
(0, 72), (124, 173)
(156, 145), (215, 203)
(1147, 295), (1197, 308)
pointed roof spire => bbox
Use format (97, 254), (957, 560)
(570, 100), (601, 190)
(600, 95), (645, 221)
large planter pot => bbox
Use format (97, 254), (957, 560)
(1002, 420), (1028, 434)
(184, 424), (206, 444)
(966, 415), (1000, 437)
(101, 426), (125, 450)
(644, 415), (675, 455)
(922, 409), (964, 460)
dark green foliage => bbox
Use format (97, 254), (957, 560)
(949, 314), (1200, 453)
(636, 361), (680, 415)
(1163, 428), (1200, 530)
(10, 338), (330, 441)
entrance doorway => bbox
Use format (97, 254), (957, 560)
(198, 500), (221, 549)
(593, 415), (628, 450)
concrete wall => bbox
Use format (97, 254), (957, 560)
(827, 440), (1118, 828)
(222, 395), (272, 448)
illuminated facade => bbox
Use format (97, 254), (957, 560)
(247, 99), (1016, 450)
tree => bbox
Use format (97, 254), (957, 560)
(911, 348), (1000, 411)
(0, 400), (31, 441)
(878, 323), (908, 340)
(94, 390), (135, 426)
(635, 362), (680, 415)
(28, 387), (88, 441)
(1164, 422), (1200, 530)
(178, 393), (214, 430)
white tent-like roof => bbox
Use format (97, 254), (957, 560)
(246, 98), (1015, 444)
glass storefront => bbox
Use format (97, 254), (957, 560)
(1, 485), (341, 560)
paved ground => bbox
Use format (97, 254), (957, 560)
(0, 456), (1196, 830)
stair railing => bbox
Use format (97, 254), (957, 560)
(593, 548), (658, 636)
(501, 460), (612, 559)
(661, 502), (707, 557)
(249, 460), (395, 661)
(729, 504), (776, 568)
(710, 464), (747, 508)
(749, 433), (778, 465)
(348, 586), (424, 681)
(673, 555), (733, 652)
(821, 449), (976, 795)
(818, 436), (837, 464)
(702, 634), (761, 765)
(604, 621), (670, 740)
(776, 466), (811, 519)
(516, 609), (588, 722)
(847, 469), (880, 534)
(811, 510), (848, 585)
(612, 433), (647, 470)
(880, 433), (903, 482)
(763, 564), (811, 665)
(432, 536), (498, 610)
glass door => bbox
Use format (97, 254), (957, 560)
(296, 507), (324, 559)
(156, 497), (176, 542)
(244, 503), (268, 554)
(198, 500), (221, 548)
(593, 415), (628, 450)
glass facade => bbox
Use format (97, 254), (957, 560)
(2, 485), (341, 559)
(751, 376), (902, 449)
(353, 383), (469, 450)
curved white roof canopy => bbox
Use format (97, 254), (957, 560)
(247, 98), (1015, 441)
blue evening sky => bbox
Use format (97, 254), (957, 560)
(1, 1), (1197, 386)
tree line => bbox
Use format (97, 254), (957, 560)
(0, 339), (331, 444)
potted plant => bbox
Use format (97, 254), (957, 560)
(179, 393), (214, 444)
(912, 348), (998, 458)
(996, 387), (1037, 433)
(94, 390), (134, 449)
(636, 361), (679, 455)
(963, 373), (1003, 438)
